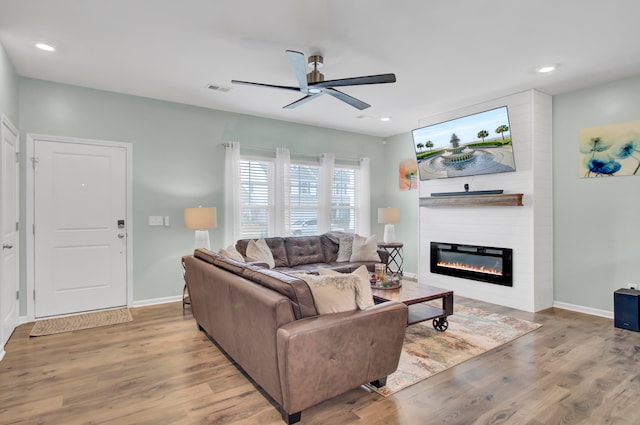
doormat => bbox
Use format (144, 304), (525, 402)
(30, 308), (132, 337)
(368, 304), (541, 396)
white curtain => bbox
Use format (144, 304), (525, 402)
(274, 147), (291, 236)
(224, 142), (241, 246)
(318, 152), (335, 234)
(356, 157), (371, 236)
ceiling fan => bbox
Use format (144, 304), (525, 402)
(231, 50), (396, 110)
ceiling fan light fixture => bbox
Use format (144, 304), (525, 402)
(380, 117), (392, 122)
(308, 88), (322, 94)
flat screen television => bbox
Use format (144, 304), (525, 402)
(412, 105), (516, 181)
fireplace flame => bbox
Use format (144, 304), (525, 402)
(436, 261), (502, 276)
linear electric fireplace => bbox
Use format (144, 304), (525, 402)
(430, 242), (513, 287)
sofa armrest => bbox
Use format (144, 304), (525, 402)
(244, 260), (270, 268)
(276, 301), (408, 415)
(377, 249), (390, 264)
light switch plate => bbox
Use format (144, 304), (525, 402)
(148, 216), (164, 226)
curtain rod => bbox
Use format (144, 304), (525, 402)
(220, 142), (362, 164)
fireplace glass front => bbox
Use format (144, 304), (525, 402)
(430, 242), (513, 287)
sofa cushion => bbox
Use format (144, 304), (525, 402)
(328, 232), (355, 262)
(320, 234), (339, 263)
(237, 238), (288, 268)
(246, 238), (276, 269)
(296, 274), (359, 314)
(350, 234), (381, 262)
(195, 249), (247, 276)
(285, 236), (325, 267)
(317, 265), (375, 310)
(241, 265), (317, 319)
(217, 244), (245, 262)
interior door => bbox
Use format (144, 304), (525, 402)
(34, 139), (127, 318)
(1, 115), (19, 349)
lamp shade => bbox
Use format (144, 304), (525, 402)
(378, 207), (400, 224)
(184, 207), (217, 229)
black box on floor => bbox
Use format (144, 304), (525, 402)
(614, 288), (640, 332)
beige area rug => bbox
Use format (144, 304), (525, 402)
(30, 308), (132, 337)
(370, 304), (541, 396)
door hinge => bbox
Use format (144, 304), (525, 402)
(33, 224), (35, 235)
(31, 156), (39, 169)
(16, 290), (20, 300)
(33, 290), (36, 300)
(16, 152), (20, 163)
(16, 221), (19, 231)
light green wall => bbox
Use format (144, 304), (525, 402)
(0, 42), (18, 125)
(17, 78), (386, 306)
(13, 48), (639, 313)
(380, 134), (419, 276)
(552, 74), (640, 312)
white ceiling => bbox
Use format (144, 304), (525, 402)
(1, 0), (639, 138)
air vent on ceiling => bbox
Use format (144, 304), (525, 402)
(207, 84), (231, 92)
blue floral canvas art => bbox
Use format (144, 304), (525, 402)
(579, 120), (640, 178)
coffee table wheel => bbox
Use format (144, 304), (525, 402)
(433, 317), (448, 332)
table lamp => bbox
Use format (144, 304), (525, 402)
(184, 206), (217, 250)
(378, 207), (400, 243)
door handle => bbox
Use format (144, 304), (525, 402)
(117, 233), (125, 239)
(2, 243), (13, 250)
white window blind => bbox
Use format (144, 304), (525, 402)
(332, 167), (356, 233)
(239, 158), (272, 238)
(290, 164), (319, 235)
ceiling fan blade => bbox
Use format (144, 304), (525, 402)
(325, 88), (370, 110)
(286, 50), (309, 93)
(312, 73), (396, 88)
(231, 80), (301, 92)
(283, 93), (323, 109)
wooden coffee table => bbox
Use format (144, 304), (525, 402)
(371, 280), (453, 331)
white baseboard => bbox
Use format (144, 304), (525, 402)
(131, 295), (182, 308)
(553, 301), (613, 319)
(0, 348), (5, 362)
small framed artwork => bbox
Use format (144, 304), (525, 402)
(579, 120), (640, 178)
(399, 158), (418, 190)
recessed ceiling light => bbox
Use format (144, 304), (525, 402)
(536, 65), (556, 73)
(380, 117), (391, 122)
(35, 43), (55, 52)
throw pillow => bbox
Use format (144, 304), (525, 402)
(331, 232), (354, 262)
(350, 234), (381, 262)
(217, 245), (245, 263)
(297, 274), (358, 314)
(246, 238), (275, 269)
(317, 265), (375, 310)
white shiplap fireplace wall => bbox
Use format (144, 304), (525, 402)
(418, 90), (553, 312)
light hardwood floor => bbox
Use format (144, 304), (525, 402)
(2, 298), (639, 425)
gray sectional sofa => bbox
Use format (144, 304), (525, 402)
(235, 233), (389, 274)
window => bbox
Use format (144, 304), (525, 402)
(289, 163), (319, 235)
(332, 167), (356, 233)
(239, 158), (272, 238)
(238, 156), (362, 238)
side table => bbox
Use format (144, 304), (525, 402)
(182, 258), (190, 312)
(377, 242), (404, 275)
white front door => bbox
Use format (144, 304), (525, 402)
(34, 139), (128, 318)
(1, 115), (19, 350)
